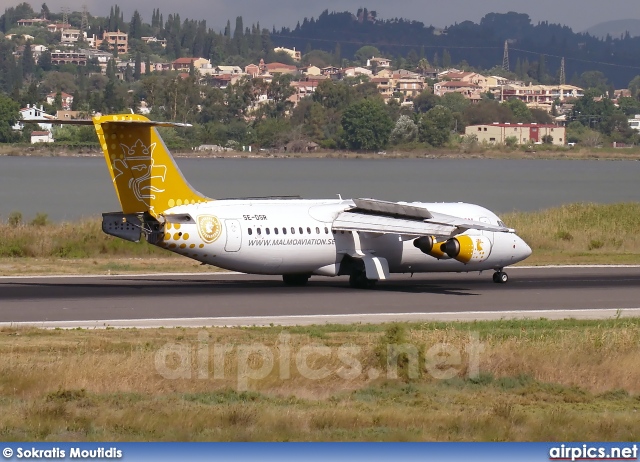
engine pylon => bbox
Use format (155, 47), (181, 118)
(413, 236), (449, 259)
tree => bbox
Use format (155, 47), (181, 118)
(390, 115), (418, 144)
(129, 10), (143, 40)
(21, 41), (35, 77)
(413, 91), (440, 113)
(341, 99), (393, 151)
(0, 93), (20, 143)
(354, 46), (381, 66)
(440, 92), (470, 114)
(134, 52), (142, 80)
(629, 76), (640, 100)
(504, 98), (532, 122)
(419, 106), (454, 147)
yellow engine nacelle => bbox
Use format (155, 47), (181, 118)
(413, 236), (450, 259)
(441, 235), (492, 264)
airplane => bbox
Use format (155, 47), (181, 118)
(43, 114), (532, 288)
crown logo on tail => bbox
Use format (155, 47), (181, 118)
(112, 139), (167, 212)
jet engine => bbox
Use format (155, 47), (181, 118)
(440, 235), (492, 264)
(413, 236), (449, 259)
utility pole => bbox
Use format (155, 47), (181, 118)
(81, 5), (89, 32)
(61, 6), (70, 27)
(502, 40), (510, 72)
(559, 57), (566, 85)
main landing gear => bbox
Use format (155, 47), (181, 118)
(282, 274), (310, 286)
(492, 270), (509, 284)
(349, 268), (377, 289)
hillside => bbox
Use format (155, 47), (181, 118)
(584, 19), (640, 39)
(274, 10), (640, 87)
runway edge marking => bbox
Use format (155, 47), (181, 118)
(2, 265), (640, 280)
(3, 308), (640, 329)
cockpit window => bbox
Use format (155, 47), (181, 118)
(498, 220), (506, 227)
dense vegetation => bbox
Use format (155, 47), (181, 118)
(1, 3), (640, 150)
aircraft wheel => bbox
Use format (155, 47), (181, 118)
(349, 270), (377, 289)
(282, 274), (310, 286)
(493, 271), (508, 284)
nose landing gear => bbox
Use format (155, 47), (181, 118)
(492, 270), (509, 284)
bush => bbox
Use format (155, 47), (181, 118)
(7, 211), (22, 226)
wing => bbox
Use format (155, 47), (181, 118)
(333, 198), (513, 238)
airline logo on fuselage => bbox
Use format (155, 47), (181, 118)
(198, 215), (222, 244)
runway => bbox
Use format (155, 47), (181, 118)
(1, 266), (640, 328)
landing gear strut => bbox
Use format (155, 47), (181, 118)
(282, 274), (310, 286)
(492, 271), (509, 284)
(349, 269), (377, 289)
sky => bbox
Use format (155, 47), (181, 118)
(4, 0), (640, 33)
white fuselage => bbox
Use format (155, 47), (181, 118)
(158, 199), (531, 276)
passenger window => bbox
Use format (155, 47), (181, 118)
(248, 228), (253, 235)
(291, 227), (295, 234)
(307, 227), (311, 234)
(325, 227), (329, 234)
(257, 228), (262, 235)
(299, 227), (303, 234)
(283, 227), (287, 235)
(266, 228), (270, 235)
(274, 228), (279, 235)
(316, 227), (320, 234)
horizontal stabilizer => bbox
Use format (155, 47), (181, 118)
(26, 117), (192, 128)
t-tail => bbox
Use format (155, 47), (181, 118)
(93, 114), (208, 216)
(41, 114), (209, 243)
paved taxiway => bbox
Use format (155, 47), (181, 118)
(1, 266), (640, 328)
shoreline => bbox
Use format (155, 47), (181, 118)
(2, 146), (640, 161)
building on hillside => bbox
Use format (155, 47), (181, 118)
(56, 110), (83, 120)
(13, 105), (55, 131)
(46, 92), (74, 110)
(343, 66), (372, 77)
(288, 80), (322, 105)
(498, 83), (584, 106)
(433, 80), (481, 97)
(47, 23), (69, 33)
(300, 65), (321, 76)
(31, 131), (54, 143)
(368, 56), (391, 68)
(629, 115), (640, 131)
(394, 77), (425, 101)
(273, 46), (301, 62)
(265, 62), (298, 75)
(371, 77), (393, 100)
(60, 29), (85, 44)
(50, 50), (87, 66)
(98, 30), (128, 54)
(172, 57), (210, 71)
(17, 18), (48, 26)
(141, 37), (167, 48)
(245, 63), (260, 78)
(215, 65), (243, 75)
(465, 123), (565, 146)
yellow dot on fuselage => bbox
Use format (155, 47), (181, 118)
(174, 224), (181, 230)
(173, 233), (181, 240)
(179, 244), (186, 249)
(189, 244), (195, 249)
(166, 223), (172, 230)
(168, 243), (176, 249)
(164, 233), (170, 240)
(177, 199), (183, 206)
(183, 233), (189, 240)
(199, 244), (204, 248)
(168, 199), (175, 208)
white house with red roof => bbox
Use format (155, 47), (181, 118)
(12, 105), (55, 131)
(46, 92), (74, 110)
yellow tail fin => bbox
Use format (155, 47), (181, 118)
(93, 114), (208, 216)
